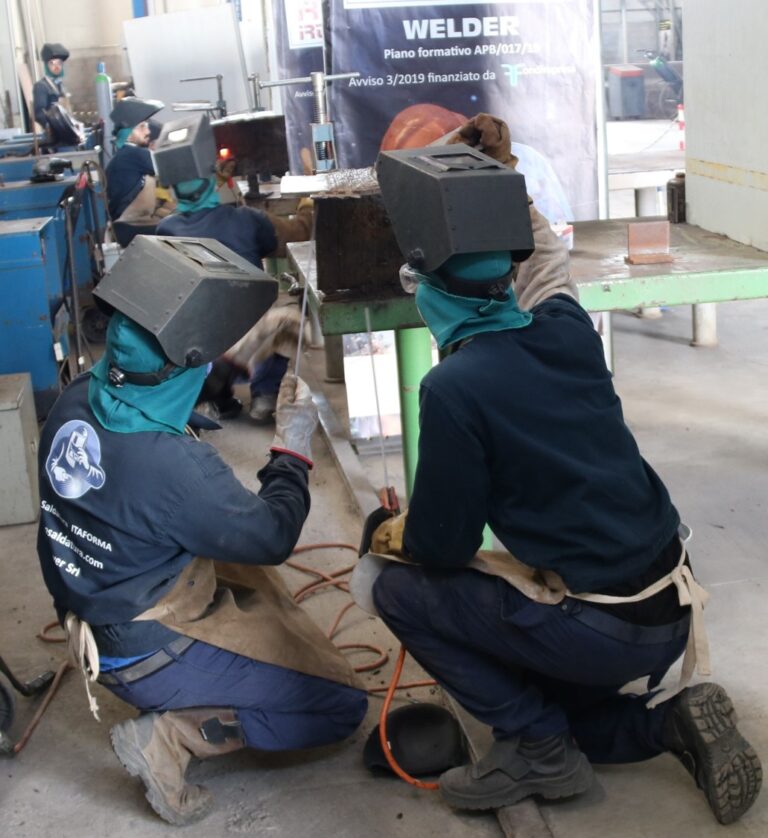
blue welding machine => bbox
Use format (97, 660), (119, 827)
(0, 217), (67, 415)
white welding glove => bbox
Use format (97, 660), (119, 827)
(270, 374), (318, 467)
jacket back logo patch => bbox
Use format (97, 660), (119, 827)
(45, 420), (106, 499)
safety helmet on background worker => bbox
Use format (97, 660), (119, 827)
(40, 43), (69, 64)
(110, 97), (164, 132)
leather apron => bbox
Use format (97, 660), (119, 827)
(351, 530), (709, 707)
(116, 175), (168, 226)
(135, 557), (362, 690)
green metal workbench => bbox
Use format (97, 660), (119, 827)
(288, 220), (768, 496)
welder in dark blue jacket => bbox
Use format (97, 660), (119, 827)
(364, 131), (761, 824)
(36, 236), (366, 826)
(105, 97), (169, 243)
(32, 43), (69, 131)
(154, 113), (312, 423)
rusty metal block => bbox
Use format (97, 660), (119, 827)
(314, 192), (404, 300)
(626, 220), (674, 264)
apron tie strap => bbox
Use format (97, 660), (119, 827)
(570, 536), (711, 708)
(646, 562), (711, 708)
(64, 612), (101, 721)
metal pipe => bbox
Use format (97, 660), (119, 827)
(691, 303), (718, 347)
(258, 72), (359, 89)
(311, 71), (327, 124)
(394, 327), (433, 499)
(248, 74), (262, 110)
(65, 197), (84, 371)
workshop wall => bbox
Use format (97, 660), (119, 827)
(38, 0), (132, 118)
(684, 0), (768, 251)
(31, 0), (272, 118)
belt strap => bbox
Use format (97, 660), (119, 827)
(569, 533), (711, 707)
(97, 635), (195, 686)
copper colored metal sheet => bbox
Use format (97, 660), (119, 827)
(626, 220), (674, 264)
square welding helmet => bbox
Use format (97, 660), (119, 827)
(375, 144), (534, 273)
(152, 113), (218, 187)
(93, 235), (278, 368)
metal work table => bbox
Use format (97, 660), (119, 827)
(288, 220), (768, 495)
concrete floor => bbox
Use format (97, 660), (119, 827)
(2, 299), (767, 837)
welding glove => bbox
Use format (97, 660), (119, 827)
(270, 374), (318, 468)
(447, 113), (518, 168)
(371, 511), (408, 557)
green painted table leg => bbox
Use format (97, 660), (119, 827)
(394, 327), (433, 499)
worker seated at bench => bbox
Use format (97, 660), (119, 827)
(105, 97), (171, 247)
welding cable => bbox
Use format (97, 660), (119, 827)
(378, 647), (439, 791)
(288, 543), (440, 791)
(29, 545), (437, 784)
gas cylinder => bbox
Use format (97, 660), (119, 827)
(667, 172), (686, 223)
(95, 61), (114, 161)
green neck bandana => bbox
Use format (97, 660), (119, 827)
(88, 313), (206, 435)
(115, 127), (133, 149)
(175, 177), (221, 214)
(415, 280), (532, 350)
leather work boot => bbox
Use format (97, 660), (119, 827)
(662, 682), (762, 824)
(249, 393), (278, 425)
(439, 733), (594, 810)
(110, 708), (245, 826)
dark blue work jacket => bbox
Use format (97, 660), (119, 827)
(33, 77), (63, 127)
(404, 294), (680, 596)
(36, 376), (310, 655)
(157, 204), (277, 268)
(105, 145), (155, 220)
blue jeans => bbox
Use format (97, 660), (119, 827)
(103, 640), (368, 751)
(373, 564), (688, 764)
(250, 354), (289, 398)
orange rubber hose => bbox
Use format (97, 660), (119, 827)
(378, 647), (439, 791)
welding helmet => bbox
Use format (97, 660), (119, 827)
(40, 43), (69, 63)
(110, 97), (164, 132)
(93, 235), (277, 384)
(377, 144), (533, 298)
(363, 703), (468, 777)
(153, 113), (218, 190)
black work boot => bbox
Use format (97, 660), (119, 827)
(110, 709), (245, 826)
(662, 682), (762, 824)
(439, 733), (594, 810)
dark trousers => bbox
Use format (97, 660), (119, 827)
(104, 640), (368, 751)
(250, 354), (289, 398)
(373, 564), (688, 764)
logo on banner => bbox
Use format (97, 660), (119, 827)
(45, 420), (106, 499)
(285, 0), (323, 49)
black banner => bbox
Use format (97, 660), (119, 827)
(270, 1), (599, 220)
(326, 0), (598, 221)
(271, 0), (325, 174)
